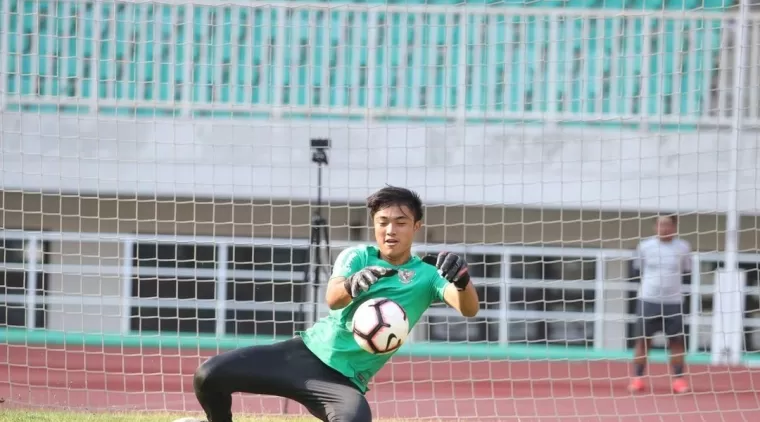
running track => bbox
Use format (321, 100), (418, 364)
(1, 343), (759, 421)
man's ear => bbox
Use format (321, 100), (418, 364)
(413, 220), (422, 233)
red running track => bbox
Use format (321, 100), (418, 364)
(1, 343), (759, 421)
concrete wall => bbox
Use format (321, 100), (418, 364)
(3, 191), (756, 250)
(46, 240), (124, 333)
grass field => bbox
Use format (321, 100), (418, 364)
(0, 410), (325, 422)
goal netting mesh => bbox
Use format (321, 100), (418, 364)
(1, 0), (759, 420)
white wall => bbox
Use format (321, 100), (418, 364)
(2, 111), (760, 214)
(46, 240), (124, 333)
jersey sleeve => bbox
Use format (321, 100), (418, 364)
(632, 241), (644, 271)
(431, 272), (449, 303)
(330, 246), (366, 279)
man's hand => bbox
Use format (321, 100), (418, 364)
(343, 266), (398, 298)
(422, 252), (471, 291)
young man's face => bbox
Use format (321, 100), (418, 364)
(372, 205), (421, 262)
(655, 216), (677, 241)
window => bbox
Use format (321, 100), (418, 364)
(0, 238), (49, 329)
(509, 255), (597, 347)
(130, 242), (217, 335)
(134, 242), (217, 269)
(427, 284), (500, 343)
(511, 255), (596, 281)
(129, 242), (313, 337)
(0, 271), (27, 327)
(426, 252), (501, 343)
(228, 245), (308, 273)
(743, 264), (760, 352)
(130, 307), (216, 334)
(426, 253), (596, 346)
(693, 261), (760, 353)
(464, 253), (502, 278)
(225, 245), (309, 337)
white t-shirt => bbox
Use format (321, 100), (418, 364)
(633, 236), (692, 304)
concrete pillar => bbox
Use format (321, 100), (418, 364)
(601, 259), (630, 351)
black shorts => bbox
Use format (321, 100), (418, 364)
(635, 299), (685, 339)
(193, 337), (372, 422)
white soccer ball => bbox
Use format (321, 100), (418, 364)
(351, 297), (409, 355)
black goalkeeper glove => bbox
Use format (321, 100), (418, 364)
(343, 266), (398, 298)
(422, 252), (471, 291)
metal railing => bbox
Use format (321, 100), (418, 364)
(1, 229), (759, 353)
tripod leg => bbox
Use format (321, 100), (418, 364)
(321, 224), (331, 286)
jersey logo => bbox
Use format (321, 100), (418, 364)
(398, 269), (414, 284)
(385, 333), (400, 351)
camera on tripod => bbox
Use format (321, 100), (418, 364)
(310, 138), (330, 166)
(303, 138), (331, 328)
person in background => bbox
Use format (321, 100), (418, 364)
(629, 215), (692, 394)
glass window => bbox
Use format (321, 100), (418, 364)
(131, 276), (217, 300)
(511, 255), (596, 281)
(478, 285), (501, 310)
(464, 253), (502, 278)
(130, 242), (218, 335)
(130, 307), (216, 334)
(695, 261), (760, 353)
(133, 242), (216, 269)
(129, 242), (313, 335)
(225, 309), (306, 338)
(226, 279), (305, 303)
(507, 255), (597, 346)
(428, 284), (500, 343)
(0, 239), (26, 263)
(0, 301), (26, 327)
(427, 316), (497, 343)
(228, 245), (308, 273)
(0, 271), (26, 296)
(0, 238), (50, 329)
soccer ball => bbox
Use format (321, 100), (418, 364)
(351, 297), (409, 355)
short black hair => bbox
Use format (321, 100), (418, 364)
(366, 186), (424, 222)
(658, 214), (678, 225)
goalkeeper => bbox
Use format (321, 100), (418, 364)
(177, 186), (480, 422)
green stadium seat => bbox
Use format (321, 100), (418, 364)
(3, 0), (731, 125)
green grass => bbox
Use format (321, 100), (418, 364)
(0, 410), (321, 422)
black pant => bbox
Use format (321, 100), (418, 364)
(193, 337), (372, 422)
(635, 299), (685, 339)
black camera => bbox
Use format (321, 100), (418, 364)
(310, 138), (330, 149)
(311, 138), (330, 165)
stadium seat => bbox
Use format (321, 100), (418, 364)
(2, 0), (730, 124)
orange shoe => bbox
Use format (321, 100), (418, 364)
(628, 377), (647, 393)
(672, 378), (690, 394)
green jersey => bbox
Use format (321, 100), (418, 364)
(298, 244), (449, 392)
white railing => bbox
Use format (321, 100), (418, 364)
(1, 229), (759, 354)
(1, 1), (759, 127)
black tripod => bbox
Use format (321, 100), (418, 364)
(306, 141), (330, 328)
(283, 139), (331, 415)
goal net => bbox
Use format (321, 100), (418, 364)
(1, 0), (759, 420)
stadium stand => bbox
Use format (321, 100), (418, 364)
(2, 0), (735, 124)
